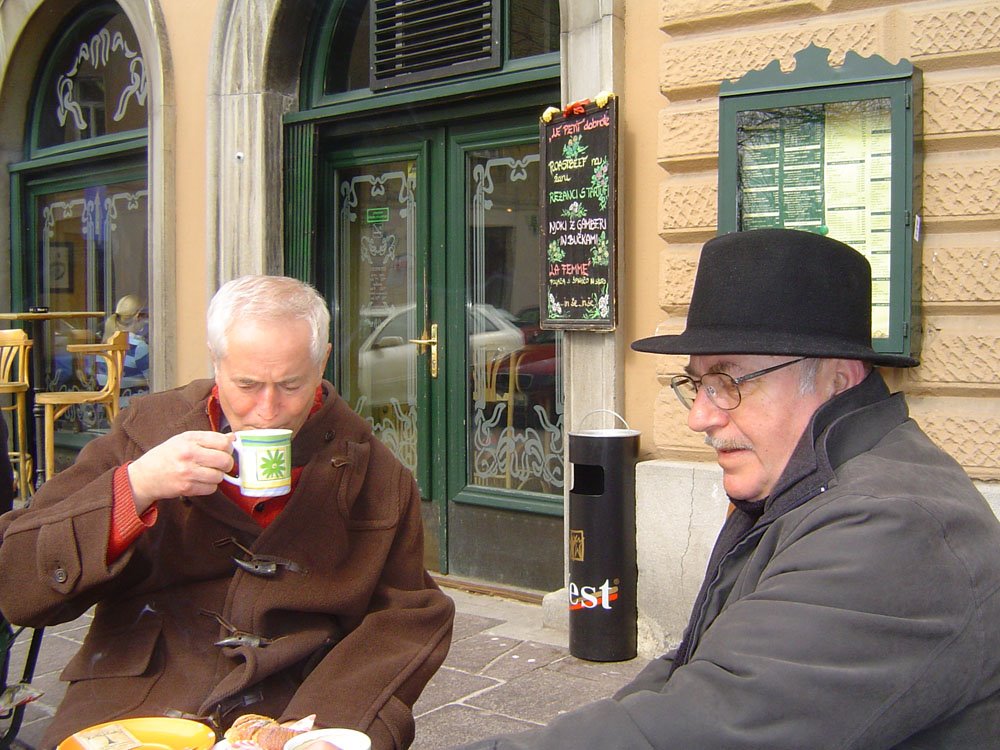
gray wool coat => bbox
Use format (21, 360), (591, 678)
(458, 373), (1000, 749)
(0, 380), (454, 750)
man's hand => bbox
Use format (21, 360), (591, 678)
(126, 431), (235, 513)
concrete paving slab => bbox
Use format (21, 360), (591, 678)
(442, 633), (522, 674)
(12, 711), (50, 750)
(442, 590), (567, 649)
(464, 667), (622, 726)
(413, 667), (501, 717)
(17, 633), (80, 676)
(450, 613), (504, 642)
(478, 641), (567, 681)
(545, 652), (647, 684)
(412, 704), (538, 750)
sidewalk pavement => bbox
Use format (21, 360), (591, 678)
(4, 586), (647, 749)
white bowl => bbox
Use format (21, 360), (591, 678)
(283, 728), (371, 750)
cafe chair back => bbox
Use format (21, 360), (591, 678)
(1, 612), (45, 747)
(0, 328), (34, 501)
(35, 330), (128, 480)
(471, 349), (527, 489)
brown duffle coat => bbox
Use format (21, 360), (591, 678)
(0, 379), (454, 750)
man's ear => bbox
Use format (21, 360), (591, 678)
(830, 359), (867, 395)
(319, 342), (332, 374)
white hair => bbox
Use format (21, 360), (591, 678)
(206, 275), (330, 366)
(798, 358), (822, 395)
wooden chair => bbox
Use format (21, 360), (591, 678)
(473, 350), (520, 427)
(36, 330), (128, 480)
(0, 329), (34, 500)
(471, 349), (526, 488)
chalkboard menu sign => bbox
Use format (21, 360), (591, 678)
(539, 95), (618, 330)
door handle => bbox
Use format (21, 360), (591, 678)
(408, 323), (439, 378)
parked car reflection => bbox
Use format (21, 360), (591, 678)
(357, 303), (524, 407)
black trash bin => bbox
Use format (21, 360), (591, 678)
(567, 414), (639, 662)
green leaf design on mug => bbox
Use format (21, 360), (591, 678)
(259, 449), (288, 479)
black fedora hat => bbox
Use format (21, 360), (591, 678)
(631, 228), (918, 368)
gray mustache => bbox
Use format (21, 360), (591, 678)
(705, 435), (753, 452)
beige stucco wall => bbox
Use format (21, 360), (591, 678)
(628, 0), (1000, 483)
(620, 0), (668, 460)
(159, 0), (219, 384)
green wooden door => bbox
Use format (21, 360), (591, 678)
(320, 119), (564, 589)
(322, 132), (443, 569)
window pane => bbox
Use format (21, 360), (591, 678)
(337, 160), (421, 478)
(36, 10), (148, 148)
(509, 0), (559, 59)
(36, 178), (150, 428)
(467, 143), (563, 495)
(323, 0), (371, 94)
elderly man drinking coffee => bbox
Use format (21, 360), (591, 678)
(0, 275), (454, 750)
(455, 228), (1000, 749)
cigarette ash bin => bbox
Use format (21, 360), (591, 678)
(567, 413), (639, 661)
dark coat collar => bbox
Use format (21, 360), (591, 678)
(744, 370), (908, 525)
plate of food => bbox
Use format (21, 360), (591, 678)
(217, 715), (368, 750)
(58, 717), (216, 750)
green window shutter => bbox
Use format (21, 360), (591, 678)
(284, 122), (316, 283)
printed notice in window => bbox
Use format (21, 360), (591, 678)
(736, 98), (893, 339)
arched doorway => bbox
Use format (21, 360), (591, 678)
(296, 1), (564, 590)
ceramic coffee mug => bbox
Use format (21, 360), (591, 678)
(222, 428), (293, 497)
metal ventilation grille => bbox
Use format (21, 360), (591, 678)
(371, 0), (501, 90)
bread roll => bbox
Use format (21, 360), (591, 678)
(224, 714), (305, 750)
(225, 714), (273, 744)
(252, 723), (302, 750)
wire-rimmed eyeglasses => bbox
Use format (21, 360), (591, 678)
(669, 357), (807, 411)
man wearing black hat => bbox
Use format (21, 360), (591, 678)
(456, 228), (1000, 748)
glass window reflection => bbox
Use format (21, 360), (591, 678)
(467, 143), (563, 495)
